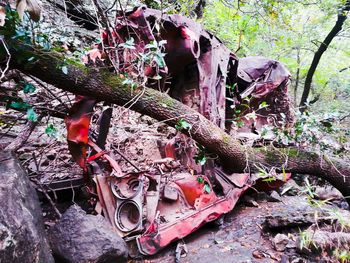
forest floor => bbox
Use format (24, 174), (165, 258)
(141, 195), (348, 263)
(1, 105), (349, 263)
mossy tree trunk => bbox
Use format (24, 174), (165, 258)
(7, 49), (350, 203)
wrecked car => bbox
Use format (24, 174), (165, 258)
(65, 6), (294, 256)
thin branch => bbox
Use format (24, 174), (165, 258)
(5, 114), (43, 152)
(0, 38), (11, 82)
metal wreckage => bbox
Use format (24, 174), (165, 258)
(65, 6), (294, 256)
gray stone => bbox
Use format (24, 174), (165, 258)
(49, 205), (128, 263)
(315, 185), (343, 200)
(273, 233), (289, 251)
(296, 229), (350, 254)
(280, 179), (302, 196)
(269, 191), (282, 202)
(264, 203), (330, 230)
(0, 151), (54, 263)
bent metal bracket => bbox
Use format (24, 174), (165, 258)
(65, 6), (293, 256)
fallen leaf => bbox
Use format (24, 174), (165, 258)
(84, 48), (103, 64)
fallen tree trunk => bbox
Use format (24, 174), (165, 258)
(6, 49), (350, 203)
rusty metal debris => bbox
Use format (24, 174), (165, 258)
(65, 6), (294, 256)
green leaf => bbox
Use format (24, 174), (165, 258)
(175, 119), (192, 130)
(9, 100), (30, 110)
(144, 40), (158, 50)
(27, 107), (37, 122)
(194, 154), (207, 165)
(197, 176), (205, 184)
(203, 183), (211, 194)
(227, 83), (237, 93)
(119, 38), (136, 49)
(194, 143), (207, 165)
(23, 82), (36, 94)
(154, 53), (166, 67)
(258, 101), (269, 109)
(262, 177), (276, 183)
(45, 124), (57, 136)
(237, 120), (245, 128)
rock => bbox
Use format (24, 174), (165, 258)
(280, 179), (302, 196)
(315, 185), (343, 200)
(49, 205), (128, 263)
(290, 256), (306, 263)
(269, 191), (282, 202)
(252, 192), (270, 202)
(264, 205), (329, 230)
(340, 201), (350, 210)
(243, 195), (260, 207)
(280, 255), (289, 263)
(296, 229), (350, 254)
(273, 233), (289, 251)
(0, 151), (54, 263)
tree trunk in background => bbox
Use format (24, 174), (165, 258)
(294, 49), (300, 106)
(299, 2), (350, 111)
(194, 0), (206, 19)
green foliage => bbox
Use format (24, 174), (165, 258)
(202, 0), (350, 114)
(22, 82), (36, 93)
(45, 124), (57, 137)
(121, 75), (138, 90)
(255, 164), (279, 183)
(197, 176), (205, 184)
(8, 99), (31, 110)
(258, 109), (349, 157)
(195, 176), (211, 193)
(26, 107), (37, 122)
(203, 183), (211, 194)
(298, 229), (318, 251)
(294, 176), (350, 261)
(258, 101), (269, 110)
(175, 119), (192, 131)
(142, 40), (167, 70)
(119, 38), (136, 50)
(194, 144), (207, 165)
(334, 249), (350, 263)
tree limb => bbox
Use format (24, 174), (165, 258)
(6, 48), (350, 203)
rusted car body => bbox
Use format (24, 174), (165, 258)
(65, 6), (293, 256)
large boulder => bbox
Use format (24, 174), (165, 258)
(49, 205), (128, 263)
(0, 151), (54, 263)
